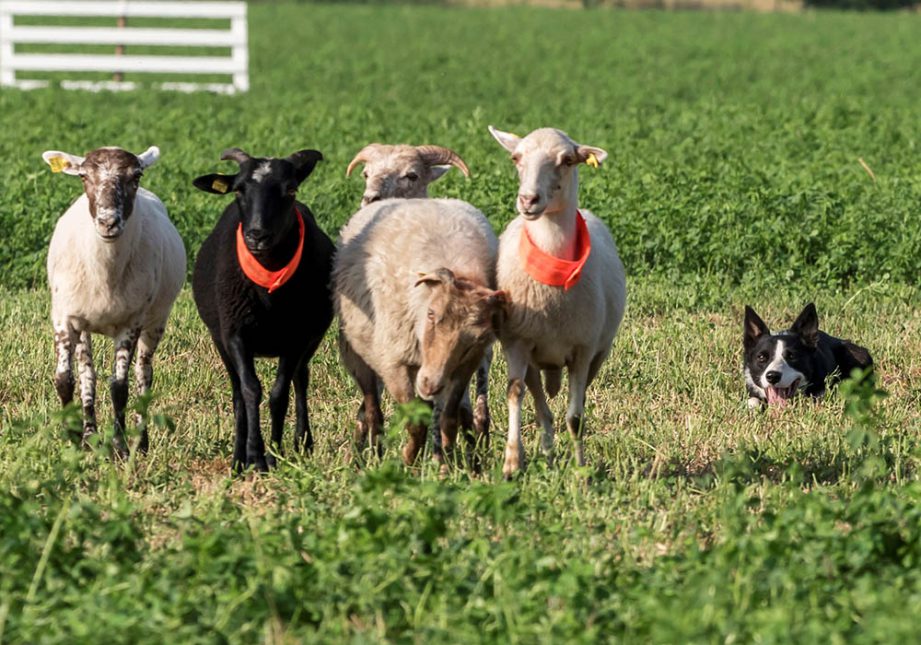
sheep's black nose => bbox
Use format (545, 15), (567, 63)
(765, 371), (781, 384)
(246, 227), (271, 243)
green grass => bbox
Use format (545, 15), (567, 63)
(2, 4), (921, 643)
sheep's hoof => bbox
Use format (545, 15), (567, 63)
(474, 396), (490, 443)
(81, 424), (97, 448)
(502, 445), (525, 480)
(294, 436), (314, 456)
(111, 434), (129, 461)
(265, 453), (277, 470)
(401, 442), (420, 466)
(248, 455), (269, 473)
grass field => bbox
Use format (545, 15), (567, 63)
(2, 4), (921, 643)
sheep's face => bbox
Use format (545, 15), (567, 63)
(233, 159), (302, 253)
(358, 147), (431, 206)
(413, 268), (506, 402)
(488, 126), (608, 220)
(347, 144), (469, 207)
(42, 146), (160, 242)
(192, 149), (323, 254)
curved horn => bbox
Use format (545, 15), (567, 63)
(220, 147), (252, 165)
(416, 145), (470, 178)
(345, 144), (381, 178)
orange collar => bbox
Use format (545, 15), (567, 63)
(519, 211), (591, 291)
(236, 206), (305, 294)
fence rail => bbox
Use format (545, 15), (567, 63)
(0, 1), (248, 94)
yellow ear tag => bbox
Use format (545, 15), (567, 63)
(585, 153), (600, 169)
(212, 178), (230, 193)
(48, 157), (69, 173)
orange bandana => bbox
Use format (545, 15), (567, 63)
(519, 211), (591, 291)
(236, 207), (305, 294)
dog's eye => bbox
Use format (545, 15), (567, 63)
(784, 350), (795, 361)
(757, 352), (769, 363)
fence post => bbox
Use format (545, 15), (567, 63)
(114, 14), (126, 82)
(231, 6), (248, 93)
(0, 4), (13, 86)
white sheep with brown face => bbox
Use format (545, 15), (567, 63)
(43, 146), (186, 456)
(488, 126), (627, 478)
(334, 198), (505, 470)
(346, 143), (469, 207)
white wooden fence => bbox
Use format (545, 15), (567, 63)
(0, 1), (248, 94)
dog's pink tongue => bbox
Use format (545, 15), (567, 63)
(766, 387), (788, 407)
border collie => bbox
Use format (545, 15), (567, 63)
(744, 303), (873, 408)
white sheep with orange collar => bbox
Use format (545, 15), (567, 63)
(488, 126), (627, 478)
(42, 146), (186, 456)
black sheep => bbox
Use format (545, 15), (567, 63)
(192, 147), (334, 472)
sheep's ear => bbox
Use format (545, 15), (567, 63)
(42, 150), (85, 176)
(429, 165), (451, 181)
(488, 126), (521, 154)
(136, 146), (160, 169)
(575, 145), (608, 168)
(287, 149), (323, 184)
(744, 305), (769, 351)
(193, 173), (236, 195)
(790, 303), (819, 348)
(414, 268), (456, 288)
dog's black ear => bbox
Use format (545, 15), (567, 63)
(193, 173), (237, 195)
(744, 306), (769, 350)
(791, 303), (819, 348)
(835, 341), (873, 376)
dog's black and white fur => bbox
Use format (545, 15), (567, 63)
(744, 303), (873, 408)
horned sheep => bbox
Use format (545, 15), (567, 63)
(334, 198), (505, 468)
(43, 145), (186, 455)
(488, 126), (627, 478)
(346, 142), (493, 443)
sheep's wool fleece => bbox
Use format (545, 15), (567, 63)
(497, 210), (626, 369)
(47, 189), (186, 336)
(334, 198), (498, 374)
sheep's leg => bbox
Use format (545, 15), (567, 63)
(585, 350), (608, 389)
(216, 344), (247, 473)
(110, 328), (140, 459)
(226, 336), (266, 473)
(53, 323), (76, 409)
(290, 337), (323, 455)
(292, 356), (313, 455)
(473, 346), (493, 446)
(566, 353), (593, 469)
(435, 381), (472, 466)
(452, 367), (485, 457)
(74, 331), (97, 444)
(525, 366), (555, 465)
(380, 368), (426, 465)
(133, 326), (163, 454)
(439, 380), (475, 474)
(267, 355), (299, 467)
(339, 330), (383, 458)
(502, 342), (531, 479)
